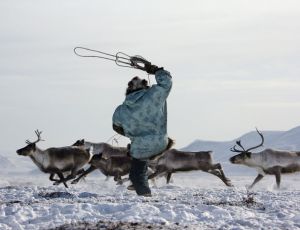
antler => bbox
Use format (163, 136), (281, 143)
(230, 128), (264, 153)
(25, 129), (44, 144)
(236, 140), (246, 151)
(245, 128), (264, 152)
(230, 142), (245, 153)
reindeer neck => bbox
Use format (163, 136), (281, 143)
(86, 142), (106, 153)
(244, 152), (263, 167)
(83, 142), (91, 147)
(30, 147), (49, 171)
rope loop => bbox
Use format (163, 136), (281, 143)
(74, 47), (150, 71)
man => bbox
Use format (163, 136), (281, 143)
(112, 62), (172, 196)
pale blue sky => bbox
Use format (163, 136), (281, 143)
(1, 0), (300, 151)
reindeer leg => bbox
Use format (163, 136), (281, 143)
(148, 171), (163, 180)
(166, 172), (172, 184)
(64, 166), (83, 182)
(275, 172), (281, 188)
(148, 165), (166, 180)
(49, 173), (60, 182)
(119, 177), (130, 184)
(249, 174), (264, 189)
(76, 168), (85, 175)
(217, 169), (233, 187)
(71, 165), (96, 184)
(76, 169), (87, 182)
(206, 170), (231, 187)
(55, 171), (68, 188)
(273, 167), (282, 188)
(209, 164), (233, 187)
(146, 168), (157, 186)
(115, 175), (123, 185)
(212, 163), (222, 170)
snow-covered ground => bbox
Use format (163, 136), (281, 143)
(1, 171), (300, 230)
(1, 127), (300, 229)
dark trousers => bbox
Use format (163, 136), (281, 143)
(129, 157), (151, 196)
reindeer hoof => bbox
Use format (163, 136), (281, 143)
(225, 180), (234, 187)
(227, 182), (234, 187)
(53, 181), (60, 185)
(127, 184), (135, 191)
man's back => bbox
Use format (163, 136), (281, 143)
(113, 69), (172, 159)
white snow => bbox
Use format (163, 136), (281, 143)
(1, 127), (300, 229)
(1, 172), (300, 230)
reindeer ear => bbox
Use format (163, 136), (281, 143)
(246, 152), (251, 158)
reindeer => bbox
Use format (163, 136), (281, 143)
(71, 139), (174, 185)
(16, 130), (91, 188)
(72, 139), (127, 159)
(148, 149), (233, 186)
(71, 153), (131, 185)
(71, 153), (163, 186)
(71, 139), (129, 183)
(229, 128), (300, 189)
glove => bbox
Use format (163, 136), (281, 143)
(144, 63), (163, 75)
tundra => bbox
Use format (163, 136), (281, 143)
(16, 130), (91, 188)
(148, 148), (233, 186)
(229, 129), (300, 189)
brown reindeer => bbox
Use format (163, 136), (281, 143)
(230, 128), (300, 189)
(71, 153), (132, 185)
(71, 138), (175, 185)
(16, 130), (91, 188)
(148, 149), (233, 186)
(71, 139), (130, 184)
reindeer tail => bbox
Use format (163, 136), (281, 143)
(166, 137), (175, 150)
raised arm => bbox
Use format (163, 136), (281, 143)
(155, 69), (172, 93)
(144, 62), (173, 98)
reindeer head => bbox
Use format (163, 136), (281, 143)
(16, 130), (44, 156)
(229, 128), (264, 164)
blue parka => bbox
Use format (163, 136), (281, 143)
(112, 69), (172, 159)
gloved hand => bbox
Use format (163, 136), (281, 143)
(144, 62), (163, 75)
